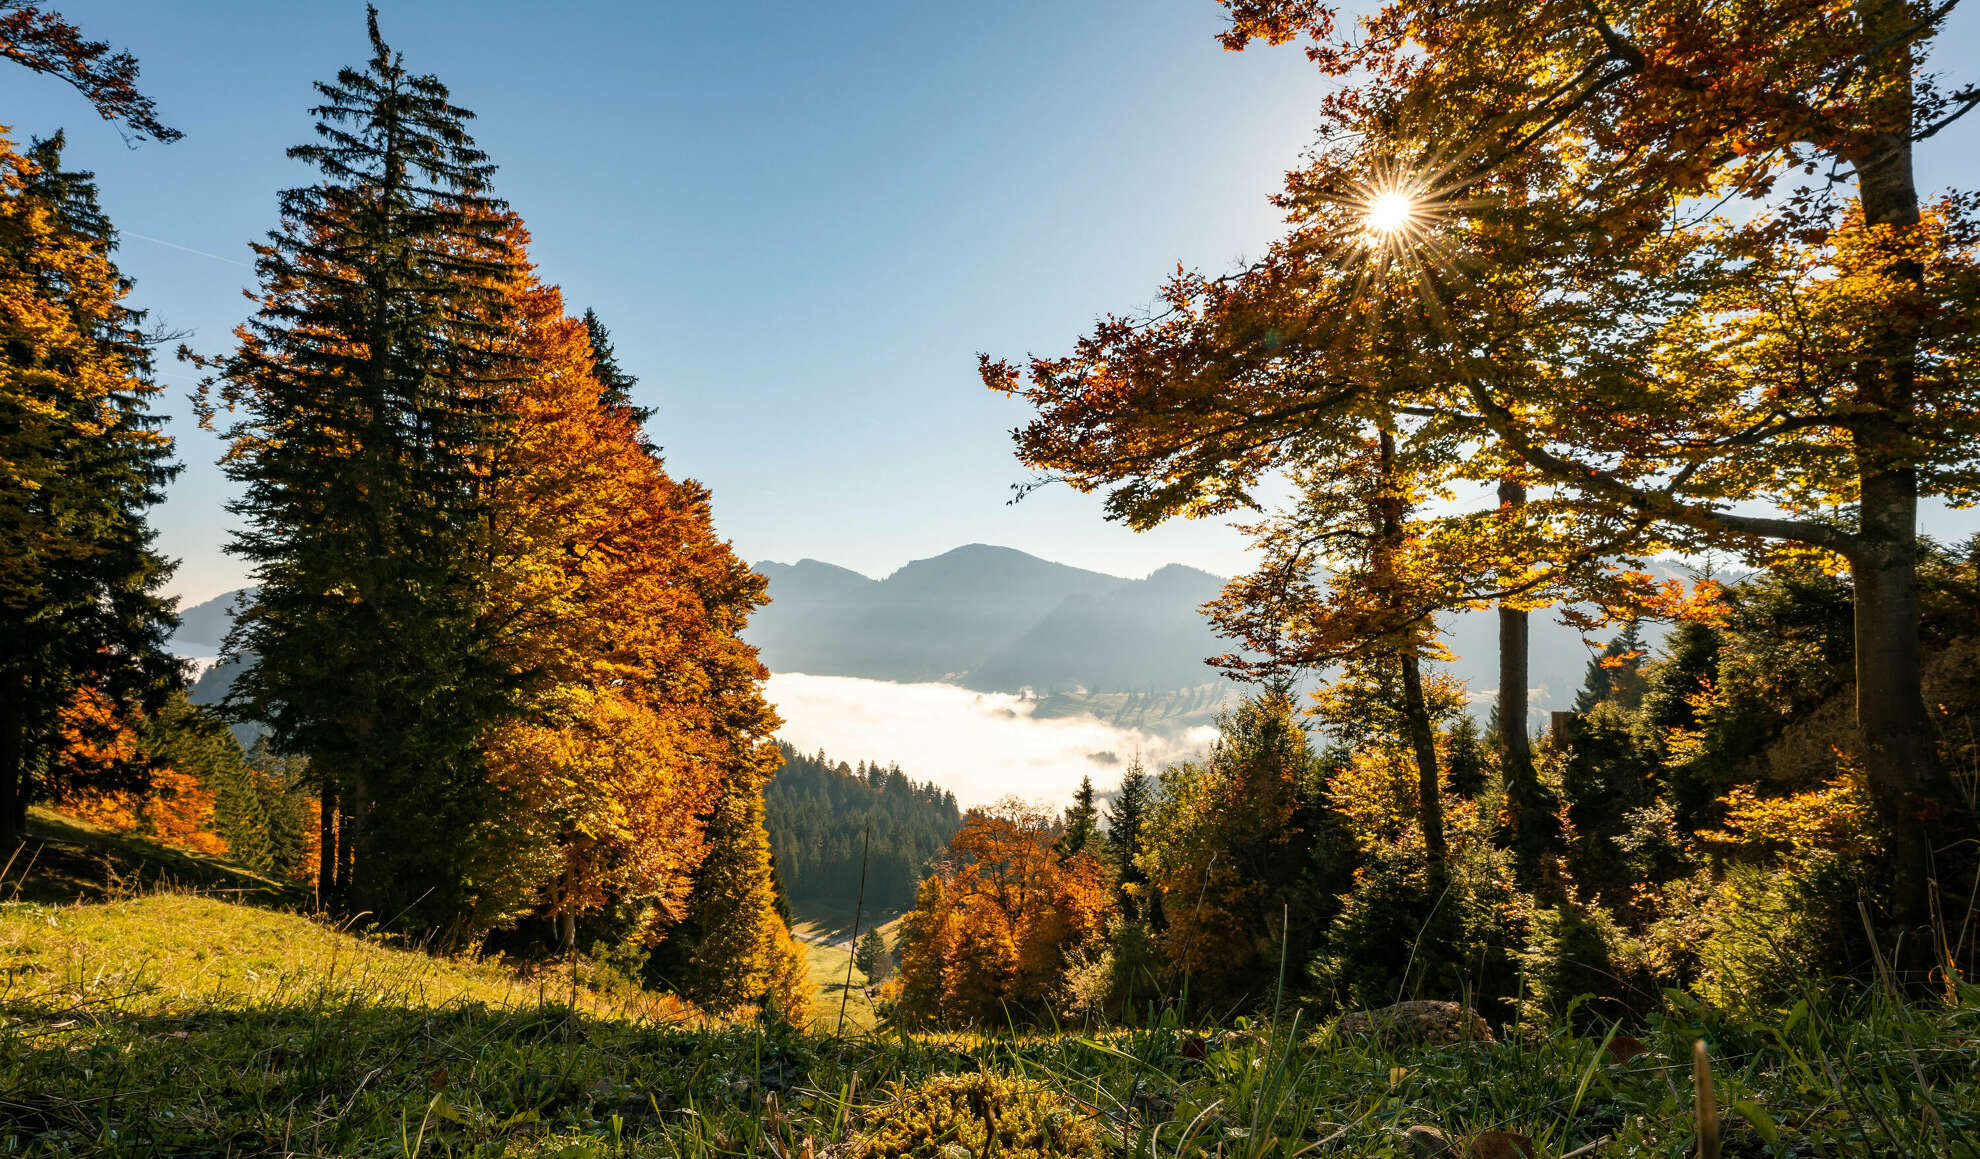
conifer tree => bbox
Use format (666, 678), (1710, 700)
(1059, 775), (1098, 858)
(645, 764), (811, 1022)
(853, 926), (891, 984)
(582, 307), (652, 427)
(1104, 758), (1152, 897)
(200, 9), (524, 928)
(0, 132), (180, 845)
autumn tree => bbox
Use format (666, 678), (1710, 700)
(0, 3), (178, 141)
(476, 252), (780, 956)
(199, 9), (527, 930)
(894, 799), (1112, 1026)
(1211, 0), (1980, 926)
(0, 132), (180, 846)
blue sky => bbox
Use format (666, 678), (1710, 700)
(4, 2), (1977, 606)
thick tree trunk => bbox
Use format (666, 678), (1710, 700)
(1399, 655), (1448, 864)
(1848, 28), (1959, 931)
(1849, 546), (1951, 927)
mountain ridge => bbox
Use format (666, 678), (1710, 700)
(169, 544), (1628, 731)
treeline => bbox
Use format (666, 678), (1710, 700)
(0, 8), (803, 1020)
(891, 551), (1980, 1027)
(764, 745), (961, 915)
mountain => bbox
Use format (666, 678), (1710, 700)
(746, 545), (1127, 685)
(173, 588), (257, 651)
(747, 544), (1660, 727)
(168, 545), (1655, 736)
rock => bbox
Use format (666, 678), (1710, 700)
(1336, 1000), (1494, 1046)
(1466, 1130), (1536, 1157)
(1404, 1124), (1455, 1157)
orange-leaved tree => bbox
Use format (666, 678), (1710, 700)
(894, 799), (1112, 1026)
(479, 240), (802, 1016)
(1, 131), (180, 847)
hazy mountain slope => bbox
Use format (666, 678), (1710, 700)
(173, 588), (256, 650)
(170, 545), (1649, 733)
(965, 564), (1229, 693)
(746, 545), (1124, 684)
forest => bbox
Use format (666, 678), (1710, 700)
(764, 744), (962, 917)
(5, 1), (1980, 1156)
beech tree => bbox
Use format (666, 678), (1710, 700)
(0, 2), (178, 142)
(1213, 0), (1980, 925)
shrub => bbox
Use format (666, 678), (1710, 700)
(1308, 834), (1520, 1018)
(844, 1072), (1109, 1159)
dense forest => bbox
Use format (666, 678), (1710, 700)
(765, 745), (962, 915)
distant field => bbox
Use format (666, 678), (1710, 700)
(785, 895), (907, 947)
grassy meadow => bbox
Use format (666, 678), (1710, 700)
(3, 814), (1977, 1156)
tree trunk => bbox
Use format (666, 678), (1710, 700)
(1399, 655), (1448, 864)
(1848, 20), (1959, 931)
(1495, 478), (1555, 871)
(0, 696), (24, 851)
(1849, 546), (1953, 928)
(318, 778), (338, 907)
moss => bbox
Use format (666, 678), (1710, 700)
(845, 1072), (1108, 1159)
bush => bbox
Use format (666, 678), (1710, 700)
(1307, 835), (1520, 1018)
(844, 1072), (1109, 1159)
(1516, 898), (1638, 1028)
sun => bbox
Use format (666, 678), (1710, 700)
(1365, 190), (1415, 234)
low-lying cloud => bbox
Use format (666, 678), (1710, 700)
(764, 673), (1216, 808)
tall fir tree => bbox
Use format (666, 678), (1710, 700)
(1059, 775), (1098, 858)
(0, 132), (180, 845)
(1104, 758), (1152, 897)
(199, 9), (524, 931)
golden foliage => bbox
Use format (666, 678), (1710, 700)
(894, 801), (1112, 1025)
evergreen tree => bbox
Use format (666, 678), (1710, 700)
(853, 926), (891, 984)
(582, 307), (652, 426)
(1104, 758), (1152, 896)
(1059, 775), (1097, 858)
(0, 132), (180, 845)
(200, 8), (525, 929)
(646, 766), (810, 1022)
(1573, 620), (1649, 714)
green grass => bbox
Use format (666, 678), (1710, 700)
(801, 936), (882, 1034)
(5, 827), (1977, 1156)
(6, 889), (1978, 1156)
(1, 807), (301, 907)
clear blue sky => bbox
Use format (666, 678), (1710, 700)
(4, 2), (1976, 606)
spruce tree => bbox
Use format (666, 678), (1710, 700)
(582, 308), (652, 426)
(0, 133), (180, 845)
(1059, 775), (1097, 858)
(202, 8), (524, 929)
(1104, 759), (1151, 892)
(645, 766), (810, 1022)
(853, 926), (891, 984)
